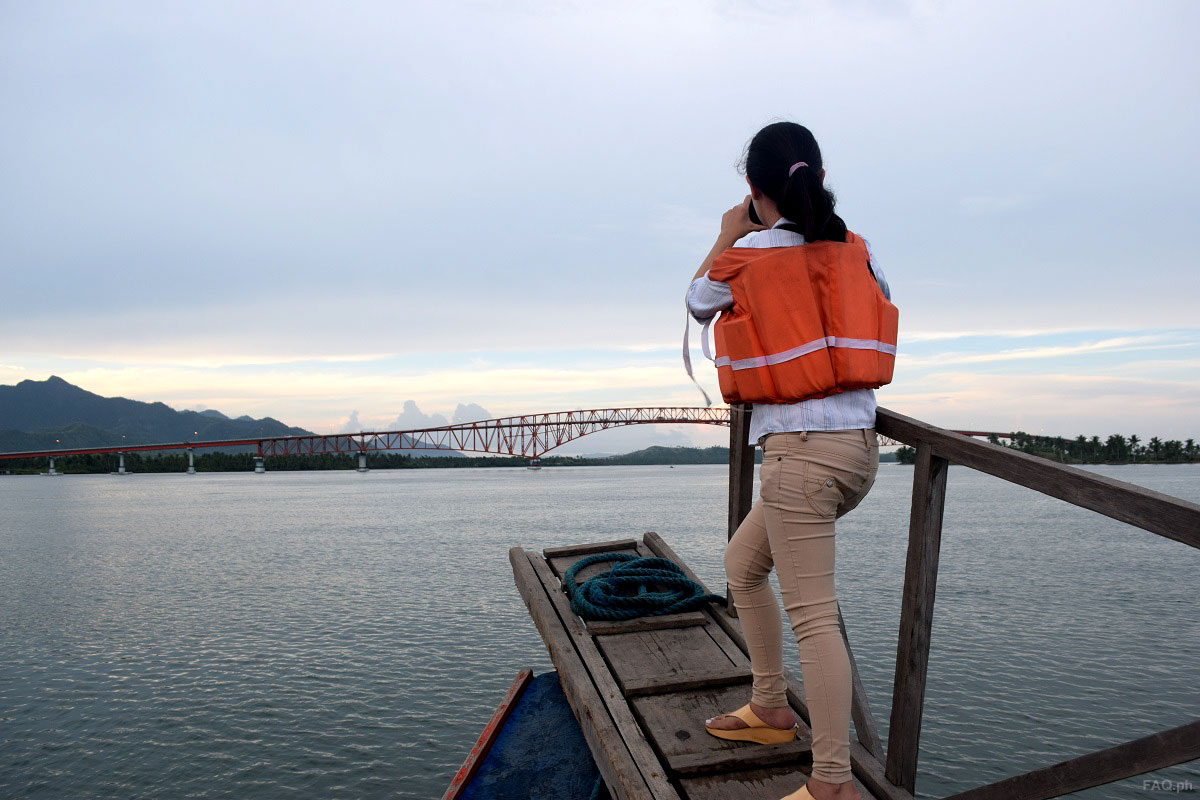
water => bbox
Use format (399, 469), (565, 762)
(1, 464), (1197, 799)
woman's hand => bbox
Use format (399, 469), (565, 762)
(691, 196), (767, 281)
(696, 195), (768, 283)
(719, 195), (767, 242)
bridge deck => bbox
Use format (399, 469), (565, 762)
(510, 532), (910, 800)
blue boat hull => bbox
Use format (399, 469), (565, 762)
(456, 671), (601, 799)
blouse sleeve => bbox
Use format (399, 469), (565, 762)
(686, 273), (734, 323)
(863, 239), (892, 301)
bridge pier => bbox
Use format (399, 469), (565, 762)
(254, 456), (265, 474)
(357, 452), (368, 473)
(186, 448), (195, 474)
(117, 453), (126, 475)
(48, 457), (58, 476)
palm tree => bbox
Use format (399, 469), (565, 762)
(1149, 437), (1163, 461)
(1129, 434), (1140, 463)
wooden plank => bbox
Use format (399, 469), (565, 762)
(681, 767), (874, 800)
(587, 612), (708, 635)
(682, 765), (812, 800)
(548, 547), (640, 581)
(548, 550), (634, 582)
(597, 626), (738, 686)
(509, 548), (652, 800)
(885, 442), (949, 793)
(442, 668), (533, 800)
(941, 719), (1200, 800)
(543, 538), (641, 559)
(525, 552), (681, 800)
(642, 532), (916, 800)
(838, 602), (885, 762)
(631, 684), (811, 764)
(728, 403), (756, 540)
(667, 739), (812, 776)
(703, 618), (755, 673)
(876, 407), (1200, 549)
(621, 666), (753, 698)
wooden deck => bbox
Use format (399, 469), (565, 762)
(510, 532), (910, 800)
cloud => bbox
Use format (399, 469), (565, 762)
(897, 327), (1187, 344)
(388, 400), (449, 431)
(882, 370), (1200, 440)
(452, 403), (492, 424)
(898, 335), (1189, 368)
(338, 410), (365, 433)
(2, 2), (1198, 444)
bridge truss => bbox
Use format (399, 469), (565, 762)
(259, 406), (732, 459)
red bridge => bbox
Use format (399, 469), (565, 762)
(0, 406), (1011, 473)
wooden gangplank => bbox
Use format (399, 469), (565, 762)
(511, 532), (910, 800)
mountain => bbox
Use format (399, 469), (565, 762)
(0, 376), (465, 457)
(0, 376), (312, 452)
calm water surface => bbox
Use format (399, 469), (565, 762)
(1, 463), (1197, 799)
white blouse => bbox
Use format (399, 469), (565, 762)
(685, 219), (893, 445)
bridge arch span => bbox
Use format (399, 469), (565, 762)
(259, 406), (732, 459)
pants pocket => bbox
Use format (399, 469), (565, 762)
(802, 462), (844, 518)
(759, 449), (783, 503)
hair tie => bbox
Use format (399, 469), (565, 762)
(788, 161), (809, 177)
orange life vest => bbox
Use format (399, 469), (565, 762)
(706, 232), (898, 404)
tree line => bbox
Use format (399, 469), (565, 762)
(896, 432), (1198, 465)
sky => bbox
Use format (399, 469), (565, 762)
(2, 0), (1197, 453)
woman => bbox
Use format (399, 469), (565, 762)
(685, 122), (893, 800)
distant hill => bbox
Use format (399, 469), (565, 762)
(598, 445), (750, 465)
(0, 376), (314, 452)
(0, 376), (467, 457)
(595, 444), (898, 465)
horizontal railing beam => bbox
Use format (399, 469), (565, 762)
(939, 719), (1200, 800)
(876, 408), (1200, 549)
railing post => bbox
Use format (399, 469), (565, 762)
(727, 404), (755, 618)
(728, 403), (755, 539)
(886, 440), (949, 792)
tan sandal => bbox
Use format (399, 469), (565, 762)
(703, 703), (799, 745)
(778, 785), (815, 800)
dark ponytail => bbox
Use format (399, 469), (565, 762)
(743, 122), (847, 243)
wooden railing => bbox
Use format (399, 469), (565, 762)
(726, 404), (1200, 799)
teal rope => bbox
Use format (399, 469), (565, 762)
(563, 553), (726, 621)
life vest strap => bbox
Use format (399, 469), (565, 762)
(681, 309), (714, 407)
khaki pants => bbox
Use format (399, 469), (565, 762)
(724, 428), (878, 784)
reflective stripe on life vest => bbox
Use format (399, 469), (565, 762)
(715, 335), (897, 371)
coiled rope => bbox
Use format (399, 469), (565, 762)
(563, 553), (726, 621)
